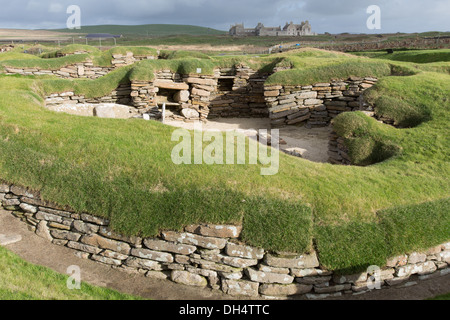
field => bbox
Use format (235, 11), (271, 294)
(0, 44), (449, 276)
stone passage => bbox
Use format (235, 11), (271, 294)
(1, 183), (449, 299)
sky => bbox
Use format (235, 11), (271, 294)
(0, 0), (449, 34)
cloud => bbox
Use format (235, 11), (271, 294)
(0, 0), (448, 33)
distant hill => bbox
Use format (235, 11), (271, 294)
(50, 24), (227, 37)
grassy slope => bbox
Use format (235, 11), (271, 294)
(0, 49), (448, 273)
(0, 247), (139, 300)
(52, 24), (226, 36)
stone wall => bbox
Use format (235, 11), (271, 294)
(1, 182), (449, 299)
(2, 52), (158, 79)
(44, 85), (138, 119)
(128, 66), (269, 121)
(264, 77), (377, 128)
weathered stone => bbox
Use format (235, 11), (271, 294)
(314, 284), (351, 294)
(0, 184), (10, 193)
(91, 254), (122, 266)
(50, 230), (81, 242)
(396, 262), (437, 277)
(171, 271), (208, 287)
(35, 221), (53, 241)
(73, 220), (100, 234)
(39, 207), (72, 218)
(258, 264), (290, 275)
(131, 248), (174, 263)
(161, 231), (227, 250)
(181, 108), (199, 119)
(245, 268), (294, 284)
(185, 77), (216, 86)
(439, 251), (450, 264)
(81, 234), (131, 255)
(80, 213), (109, 226)
(154, 80), (189, 90)
(143, 239), (196, 255)
(222, 279), (259, 297)
(100, 250), (129, 261)
(125, 257), (163, 271)
(47, 103), (95, 117)
(304, 99), (323, 106)
(10, 185), (34, 198)
(98, 227), (141, 247)
(174, 90), (190, 102)
(94, 104), (132, 119)
(264, 90), (280, 97)
(201, 252), (258, 268)
(225, 243), (265, 260)
(185, 224), (242, 239)
(0, 234), (22, 246)
(19, 203), (37, 214)
(306, 292), (342, 300)
(67, 241), (102, 255)
(333, 272), (368, 284)
(386, 255), (408, 268)
(260, 283), (313, 296)
(297, 276), (332, 285)
(408, 252), (427, 264)
(265, 252), (320, 269)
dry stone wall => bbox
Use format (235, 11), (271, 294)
(2, 52), (158, 79)
(1, 182), (449, 299)
(264, 77), (378, 128)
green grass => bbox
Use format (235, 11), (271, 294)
(0, 48), (448, 273)
(51, 24), (227, 36)
(352, 49), (450, 64)
(0, 46), (159, 70)
(0, 246), (140, 300)
(429, 293), (450, 300)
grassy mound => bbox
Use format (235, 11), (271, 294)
(0, 48), (448, 273)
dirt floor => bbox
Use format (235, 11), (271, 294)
(1, 209), (449, 301)
(164, 118), (332, 163)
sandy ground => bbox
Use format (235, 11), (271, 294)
(1, 210), (449, 301)
(164, 118), (332, 163)
(0, 29), (77, 41)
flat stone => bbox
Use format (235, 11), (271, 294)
(0, 184), (10, 193)
(396, 262), (437, 277)
(200, 252), (258, 268)
(171, 271), (208, 287)
(297, 276), (332, 285)
(0, 234), (22, 246)
(80, 213), (109, 226)
(408, 252), (427, 264)
(386, 255), (408, 268)
(94, 104), (132, 119)
(67, 241), (103, 255)
(185, 224), (242, 239)
(91, 255), (122, 266)
(225, 243), (265, 260)
(81, 234), (131, 255)
(161, 231), (227, 250)
(221, 279), (259, 297)
(125, 257), (163, 271)
(130, 248), (174, 263)
(245, 268), (294, 284)
(47, 103), (95, 117)
(259, 283), (313, 296)
(19, 203), (37, 214)
(143, 239), (196, 255)
(154, 80), (189, 90)
(265, 252), (320, 269)
(35, 221), (53, 241)
(51, 230), (81, 242)
(333, 272), (368, 284)
(314, 284), (351, 294)
(73, 220), (100, 234)
(181, 108), (199, 119)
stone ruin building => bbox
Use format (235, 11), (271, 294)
(229, 21), (316, 36)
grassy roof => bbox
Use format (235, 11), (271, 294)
(0, 47), (448, 274)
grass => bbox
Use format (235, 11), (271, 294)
(0, 46), (159, 71)
(51, 24), (227, 37)
(0, 246), (140, 300)
(429, 293), (450, 301)
(351, 49), (450, 64)
(0, 48), (448, 273)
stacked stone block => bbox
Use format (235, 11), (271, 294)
(1, 182), (448, 299)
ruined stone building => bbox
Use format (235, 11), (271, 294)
(229, 21), (316, 36)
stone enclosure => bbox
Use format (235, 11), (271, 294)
(1, 183), (449, 299)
